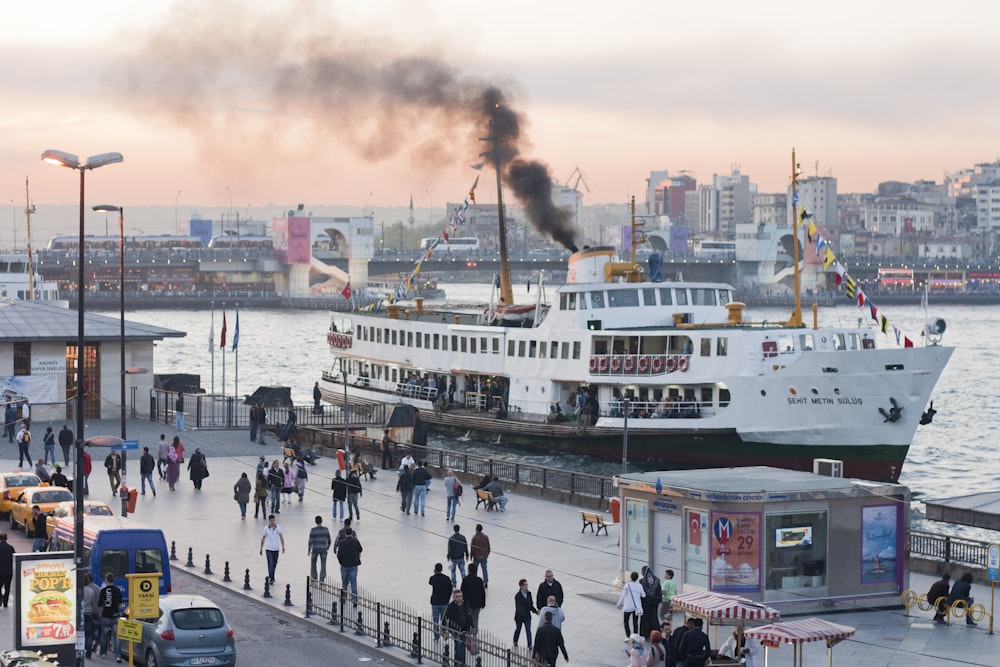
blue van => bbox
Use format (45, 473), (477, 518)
(50, 515), (172, 601)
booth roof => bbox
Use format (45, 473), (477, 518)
(615, 466), (902, 496)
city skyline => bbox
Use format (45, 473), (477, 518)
(5, 0), (1000, 216)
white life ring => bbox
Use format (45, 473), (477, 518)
(482, 308), (498, 324)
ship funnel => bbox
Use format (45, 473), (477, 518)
(566, 246), (617, 284)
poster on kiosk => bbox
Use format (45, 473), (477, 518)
(14, 551), (77, 666)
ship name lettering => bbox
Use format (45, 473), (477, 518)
(837, 397), (863, 405)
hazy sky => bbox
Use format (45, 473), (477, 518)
(5, 0), (1000, 216)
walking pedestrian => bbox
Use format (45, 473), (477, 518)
(626, 633), (645, 667)
(659, 569), (676, 623)
(58, 424), (74, 466)
(461, 562), (486, 630)
(380, 428), (394, 469)
(513, 578), (537, 649)
(397, 464), (414, 514)
(259, 514), (285, 583)
(234, 472), (252, 520)
(139, 446), (157, 496)
(165, 441), (180, 491)
(3, 404), (15, 443)
(156, 433), (169, 480)
(280, 462), (295, 504)
(313, 381), (322, 413)
(253, 471), (268, 519)
(336, 527), (362, 605)
(267, 461), (283, 513)
(187, 448), (209, 490)
(443, 469), (459, 521)
(82, 573), (99, 658)
(104, 450), (122, 495)
(331, 470), (347, 521)
(640, 566), (662, 637)
(42, 427), (57, 466)
(174, 394), (184, 431)
(927, 572), (951, 623)
(444, 589), (474, 665)
(0, 533), (13, 607)
(308, 515), (332, 582)
(470, 524), (491, 588)
(447, 524), (469, 585)
(532, 611), (569, 666)
(617, 571), (645, 639)
(333, 517), (358, 556)
(98, 572), (123, 662)
(20, 400), (30, 430)
(539, 595), (565, 629)
(345, 468), (362, 521)
(15, 424), (31, 467)
(537, 570), (565, 610)
(293, 457), (307, 502)
(678, 618), (711, 667)
(411, 460), (430, 516)
(82, 450), (92, 496)
(29, 506), (47, 552)
(429, 563), (453, 641)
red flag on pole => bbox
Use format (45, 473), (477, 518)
(220, 312), (227, 348)
(341, 282), (352, 300)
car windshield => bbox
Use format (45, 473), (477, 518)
(5, 475), (39, 487)
(32, 491), (73, 503)
(171, 607), (225, 630)
(87, 506), (113, 516)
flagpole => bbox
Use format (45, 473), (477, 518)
(234, 303), (239, 401)
(210, 301), (216, 425)
(221, 302), (226, 402)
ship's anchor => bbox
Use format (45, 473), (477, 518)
(879, 397), (903, 423)
(919, 401), (937, 425)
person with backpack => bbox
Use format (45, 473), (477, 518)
(15, 424), (31, 467)
(444, 469), (460, 521)
(41, 427), (57, 466)
(447, 523), (469, 585)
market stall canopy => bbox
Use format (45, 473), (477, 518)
(671, 590), (780, 625)
(744, 617), (855, 646)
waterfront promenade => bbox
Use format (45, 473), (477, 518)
(2, 417), (995, 665)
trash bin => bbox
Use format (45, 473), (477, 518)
(127, 487), (138, 514)
(610, 497), (621, 523)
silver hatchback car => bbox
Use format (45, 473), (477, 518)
(126, 594), (235, 667)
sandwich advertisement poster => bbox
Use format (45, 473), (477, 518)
(15, 552), (76, 652)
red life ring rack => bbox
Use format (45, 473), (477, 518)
(610, 356), (623, 373)
(651, 356), (664, 373)
(623, 356), (636, 373)
(678, 356), (690, 372)
(665, 356), (677, 372)
(762, 340), (778, 358)
(637, 356), (650, 373)
(599, 356), (609, 372)
(589, 357), (599, 373)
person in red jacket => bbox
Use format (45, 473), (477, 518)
(82, 450), (92, 496)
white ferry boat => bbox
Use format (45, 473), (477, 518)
(0, 252), (61, 302)
(321, 151), (952, 482)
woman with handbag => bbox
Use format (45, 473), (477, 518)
(616, 571), (645, 640)
(233, 472), (252, 520)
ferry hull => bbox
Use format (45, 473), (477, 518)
(419, 410), (908, 482)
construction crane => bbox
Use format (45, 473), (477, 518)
(564, 165), (591, 193)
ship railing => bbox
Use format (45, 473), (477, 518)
(606, 400), (708, 419)
(395, 382), (438, 401)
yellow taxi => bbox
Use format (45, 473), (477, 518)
(0, 471), (41, 516)
(9, 486), (74, 532)
(45, 500), (114, 535)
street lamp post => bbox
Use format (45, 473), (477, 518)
(42, 148), (122, 667)
(622, 397), (630, 475)
(341, 357), (350, 453)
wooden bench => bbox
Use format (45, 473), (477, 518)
(580, 511), (609, 536)
(282, 447), (296, 465)
(350, 461), (370, 481)
(475, 488), (497, 511)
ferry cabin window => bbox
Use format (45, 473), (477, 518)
(452, 335), (458, 351)
(416, 334), (422, 349)
(718, 289), (731, 305)
(494, 339), (501, 355)
(719, 387), (731, 407)
(508, 341), (515, 356)
(847, 333), (860, 350)
(572, 341), (581, 359)
(643, 288), (656, 306)
(690, 289), (716, 306)
(608, 289), (639, 308)
(590, 292), (605, 308)
(407, 332), (414, 347)
(538, 341), (546, 359)
(716, 337), (728, 356)
(658, 288), (673, 305)
(529, 341), (537, 358)
(579, 295), (587, 310)
(461, 337), (468, 353)
(832, 334), (845, 350)
(425, 334), (431, 348)
(550, 341), (558, 358)
(391, 331), (397, 345)
(470, 338), (476, 354)
(701, 387), (713, 406)
(518, 341), (526, 357)
(433, 334), (440, 350)
(778, 334), (794, 352)
(799, 334), (814, 351)
(675, 289), (688, 306)
(700, 338), (711, 357)
(561, 342), (570, 359)
(561, 292), (577, 310)
(480, 337), (487, 353)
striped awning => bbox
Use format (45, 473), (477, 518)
(744, 618), (856, 646)
(670, 591), (780, 624)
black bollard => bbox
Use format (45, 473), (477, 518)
(222, 561), (232, 583)
(263, 578), (272, 599)
(283, 584), (293, 607)
(443, 638), (450, 664)
(475, 655), (482, 667)
(169, 541), (178, 561)
(355, 609), (364, 636)
(329, 598), (338, 627)
(304, 587), (312, 618)
(204, 554), (213, 575)
(243, 569), (252, 591)
(185, 547), (194, 567)
(410, 628), (422, 661)
(382, 621), (393, 648)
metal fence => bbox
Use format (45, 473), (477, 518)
(305, 578), (544, 667)
(909, 530), (990, 569)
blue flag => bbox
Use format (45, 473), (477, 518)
(232, 311), (240, 351)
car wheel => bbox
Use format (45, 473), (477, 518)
(145, 649), (158, 667)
